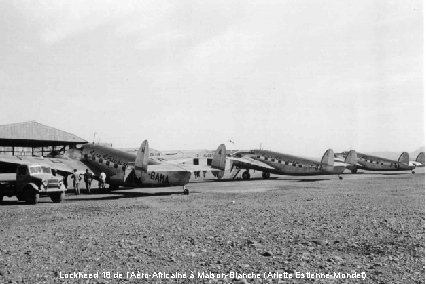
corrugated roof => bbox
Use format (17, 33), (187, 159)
(0, 121), (87, 146)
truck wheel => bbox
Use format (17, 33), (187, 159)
(16, 193), (25, 202)
(51, 192), (65, 203)
(25, 190), (39, 205)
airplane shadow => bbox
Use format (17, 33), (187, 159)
(296, 178), (330, 182)
(63, 189), (189, 203)
(355, 172), (414, 176)
(197, 177), (279, 183)
(0, 200), (67, 206)
(376, 173), (414, 176)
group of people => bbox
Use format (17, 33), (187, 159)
(69, 169), (106, 195)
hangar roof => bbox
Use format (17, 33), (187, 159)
(0, 121), (87, 147)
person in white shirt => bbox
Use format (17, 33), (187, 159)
(99, 172), (106, 189)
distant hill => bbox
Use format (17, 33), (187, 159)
(366, 146), (424, 160)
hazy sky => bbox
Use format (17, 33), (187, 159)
(0, 0), (423, 157)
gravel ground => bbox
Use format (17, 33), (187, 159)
(0, 172), (424, 283)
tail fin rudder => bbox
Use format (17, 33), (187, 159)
(321, 149), (334, 168)
(212, 144), (227, 170)
(345, 150), (358, 165)
(135, 140), (149, 177)
(398, 152), (409, 165)
(416, 152), (425, 165)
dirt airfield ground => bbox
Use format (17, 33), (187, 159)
(0, 170), (424, 284)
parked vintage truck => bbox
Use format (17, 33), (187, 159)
(0, 163), (66, 204)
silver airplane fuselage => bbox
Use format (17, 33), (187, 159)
(344, 152), (415, 172)
(232, 150), (344, 175)
(81, 144), (191, 187)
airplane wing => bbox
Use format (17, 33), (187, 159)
(156, 159), (223, 172)
(147, 163), (191, 172)
(229, 157), (275, 171)
(171, 164), (224, 172)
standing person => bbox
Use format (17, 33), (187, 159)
(71, 169), (81, 195)
(84, 169), (93, 194)
(63, 173), (69, 189)
(99, 172), (106, 189)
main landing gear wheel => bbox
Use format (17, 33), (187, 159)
(262, 172), (270, 179)
(412, 171), (415, 174)
(183, 186), (189, 195)
(338, 175), (343, 180)
(242, 171), (251, 180)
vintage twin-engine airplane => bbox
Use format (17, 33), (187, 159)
(0, 140), (227, 194)
(340, 150), (417, 173)
(228, 148), (346, 179)
(67, 140), (226, 194)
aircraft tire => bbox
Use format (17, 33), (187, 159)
(262, 172), (270, 179)
(183, 188), (189, 195)
(351, 169), (358, 174)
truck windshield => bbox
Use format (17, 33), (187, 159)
(29, 166), (52, 174)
